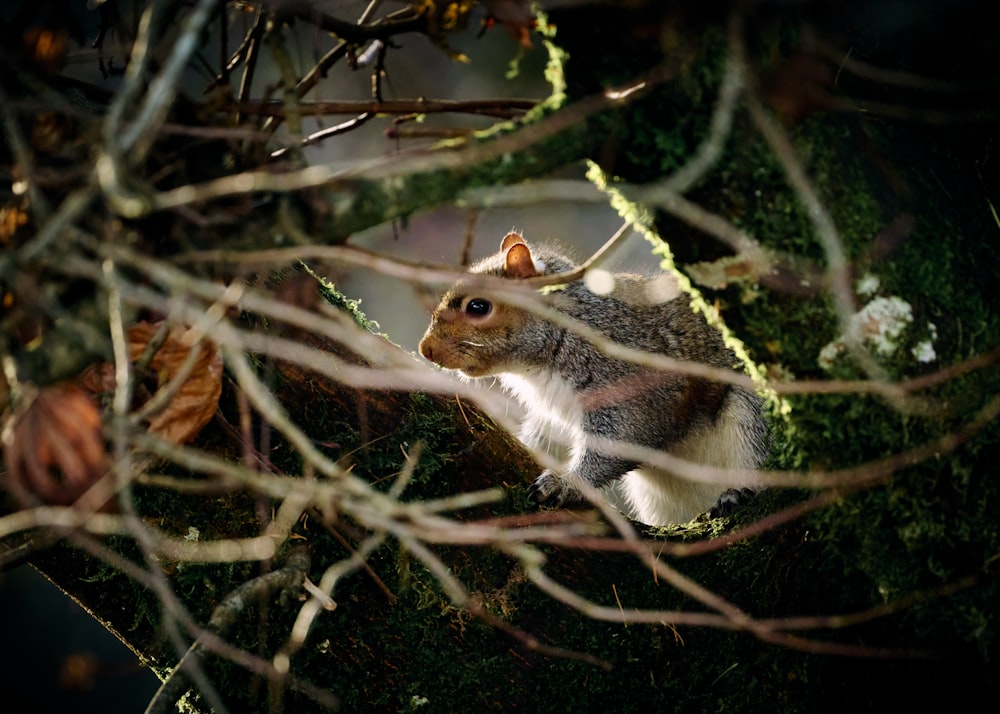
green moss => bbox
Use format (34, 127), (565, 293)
(547, 8), (1000, 711)
(312, 268), (380, 332)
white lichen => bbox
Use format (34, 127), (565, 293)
(819, 296), (914, 369)
(911, 340), (936, 363)
(856, 272), (881, 297)
(911, 322), (938, 363)
(850, 296), (914, 354)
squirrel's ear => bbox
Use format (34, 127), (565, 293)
(500, 231), (527, 251)
(504, 242), (539, 279)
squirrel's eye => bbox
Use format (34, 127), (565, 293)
(465, 298), (492, 317)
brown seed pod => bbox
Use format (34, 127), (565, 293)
(2, 384), (111, 509)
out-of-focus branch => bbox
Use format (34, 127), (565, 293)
(236, 98), (538, 118)
(144, 548), (313, 714)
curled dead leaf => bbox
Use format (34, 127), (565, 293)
(2, 383), (112, 508)
(78, 320), (223, 444)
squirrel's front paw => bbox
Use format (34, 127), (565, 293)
(528, 470), (577, 507)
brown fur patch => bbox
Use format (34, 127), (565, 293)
(580, 371), (729, 431)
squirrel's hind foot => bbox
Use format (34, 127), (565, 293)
(707, 487), (758, 519)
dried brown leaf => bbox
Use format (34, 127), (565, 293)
(78, 321), (223, 444)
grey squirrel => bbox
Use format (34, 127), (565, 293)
(418, 231), (770, 525)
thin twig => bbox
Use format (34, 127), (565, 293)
(145, 549), (313, 714)
(238, 98), (538, 117)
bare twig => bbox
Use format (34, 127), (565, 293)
(237, 98), (538, 118)
(145, 548), (313, 714)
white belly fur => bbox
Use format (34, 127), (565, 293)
(500, 371), (582, 454)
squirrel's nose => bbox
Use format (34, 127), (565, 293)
(418, 338), (433, 361)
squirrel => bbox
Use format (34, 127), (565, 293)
(418, 231), (770, 525)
